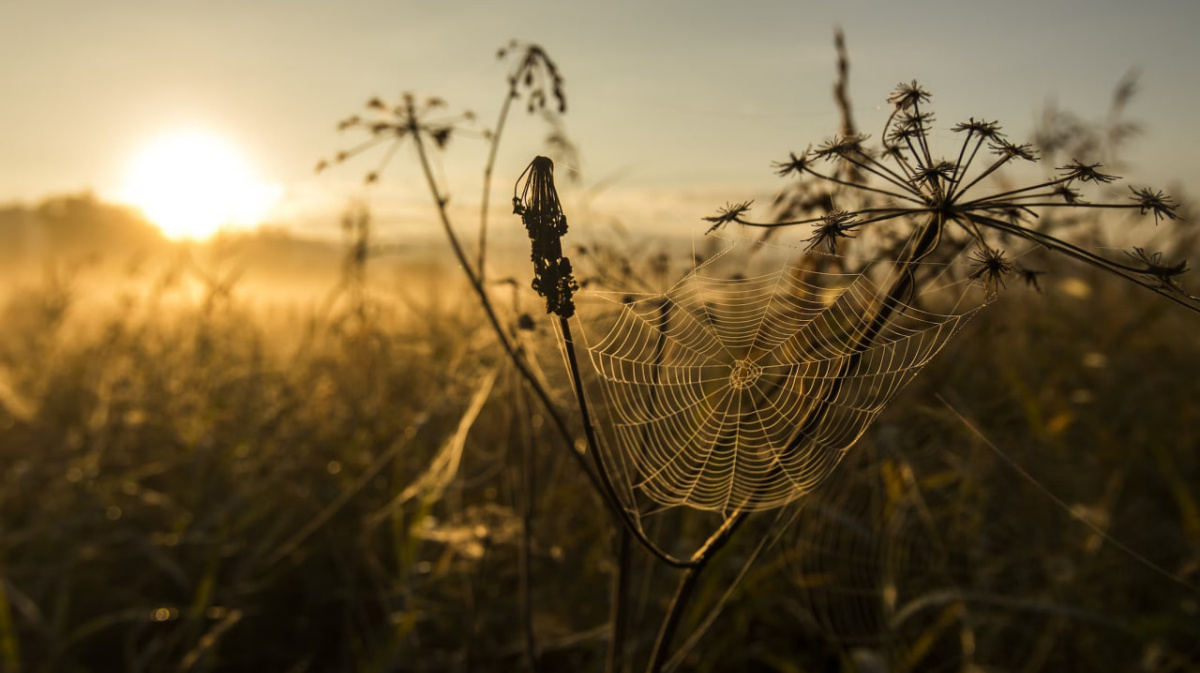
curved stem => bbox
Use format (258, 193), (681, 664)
(645, 513), (748, 673)
(839, 153), (919, 196)
(730, 209), (916, 230)
(558, 317), (694, 569)
(479, 91), (515, 281)
(406, 111), (609, 506)
(956, 176), (1071, 206)
(804, 167), (924, 204)
(514, 368), (540, 673)
(606, 528), (631, 673)
(968, 213), (1200, 313)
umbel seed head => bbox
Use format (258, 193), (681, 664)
(513, 156), (578, 318)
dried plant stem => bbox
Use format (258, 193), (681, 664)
(645, 513), (748, 673)
(411, 112), (695, 573)
(478, 91), (515, 280)
(405, 112), (607, 505)
(971, 214), (1199, 312)
(663, 510), (790, 671)
(513, 370), (540, 673)
(833, 26), (856, 138)
(605, 528), (631, 673)
(557, 317), (693, 569)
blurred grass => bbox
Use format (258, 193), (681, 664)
(0, 239), (1198, 672)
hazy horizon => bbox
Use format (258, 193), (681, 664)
(4, 0), (1200, 244)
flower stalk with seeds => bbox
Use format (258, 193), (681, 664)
(513, 156), (578, 318)
(316, 93), (477, 185)
(319, 44), (693, 578)
(705, 81), (1198, 312)
(478, 42), (570, 281)
(968, 246), (1015, 301)
(316, 49), (619, 534)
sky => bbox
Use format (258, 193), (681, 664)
(3, 0), (1199, 241)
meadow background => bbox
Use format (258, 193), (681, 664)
(2, 114), (1199, 672)
(3, 3), (1200, 671)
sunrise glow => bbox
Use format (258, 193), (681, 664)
(120, 131), (280, 239)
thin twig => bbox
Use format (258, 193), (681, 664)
(478, 91), (515, 280)
(558, 316), (694, 569)
(404, 106), (611, 508)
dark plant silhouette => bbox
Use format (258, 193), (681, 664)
(705, 81), (1197, 313)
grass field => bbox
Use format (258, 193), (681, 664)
(3, 37), (1200, 673)
(0, 230), (1197, 671)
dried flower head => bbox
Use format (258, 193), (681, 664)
(805, 210), (861, 252)
(1057, 160), (1119, 184)
(703, 201), (754, 233)
(1016, 265), (1046, 292)
(988, 140), (1039, 162)
(952, 118), (1004, 141)
(1129, 187), (1179, 224)
(773, 149), (813, 178)
(912, 161), (956, 188)
(888, 80), (931, 111)
(498, 40), (567, 114)
(814, 134), (870, 162)
(968, 246), (1014, 300)
(513, 156), (578, 317)
(1053, 184), (1083, 204)
(709, 81), (1196, 313)
(317, 92), (476, 182)
(1125, 247), (1188, 279)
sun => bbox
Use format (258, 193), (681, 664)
(120, 130), (280, 240)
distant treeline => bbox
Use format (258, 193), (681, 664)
(0, 192), (164, 264)
(0, 193), (457, 297)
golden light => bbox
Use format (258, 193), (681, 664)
(120, 130), (280, 239)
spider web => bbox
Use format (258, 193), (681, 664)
(582, 237), (981, 513)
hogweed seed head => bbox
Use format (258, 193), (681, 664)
(988, 139), (1039, 162)
(1057, 160), (1119, 184)
(814, 134), (870, 162)
(952, 118), (1004, 140)
(1126, 247), (1188, 279)
(1054, 184), (1084, 204)
(888, 80), (931, 111)
(805, 209), (861, 253)
(773, 149), (813, 178)
(1129, 187), (1179, 224)
(703, 201), (754, 233)
(702, 80), (1198, 313)
(317, 92), (476, 184)
(968, 246), (1014, 300)
(499, 41), (567, 114)
(913, 161), (956, 188)
(1016, 266), (1046, 292)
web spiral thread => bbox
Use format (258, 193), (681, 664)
(584, 244), (979, 513)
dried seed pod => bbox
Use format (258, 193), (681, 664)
(513, 156), (578, 318)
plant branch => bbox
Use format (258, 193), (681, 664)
(405, 109), (610, 506)
(606, 528), (632, 673)
(478, 91), (516, 281)
(558, 316), (694, 569)
(645, 512), (749, 673)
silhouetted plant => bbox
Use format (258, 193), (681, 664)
(312, 36), (1200, 673)
(706, 81), (1198, 313)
